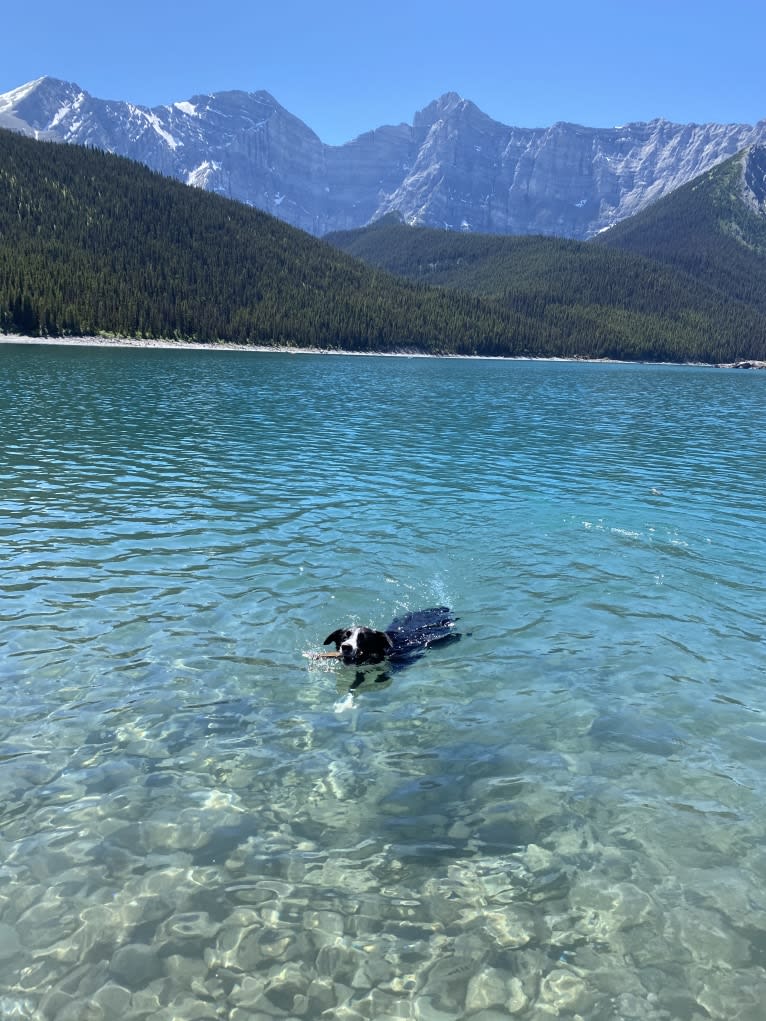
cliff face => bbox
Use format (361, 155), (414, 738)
(382, 97), (764, 237)
(2, 77), (765, 238)
(741, 144), (766, 214)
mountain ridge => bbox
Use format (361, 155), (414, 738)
(2, 76), (765, 239)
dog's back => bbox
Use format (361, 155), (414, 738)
(386, 606), (460, 660)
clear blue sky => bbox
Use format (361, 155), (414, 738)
(3, 0), (765, 145)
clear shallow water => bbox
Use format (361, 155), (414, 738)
(1, 343), (765, 1020)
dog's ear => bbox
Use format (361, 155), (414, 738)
(377, 632), (395, 651)
(324, 629), (346, 647)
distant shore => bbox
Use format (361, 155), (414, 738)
(1, 334), (764, 369)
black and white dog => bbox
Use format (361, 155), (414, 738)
(324, 606), (460, 667)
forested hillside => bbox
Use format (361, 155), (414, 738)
(0, 129), (523, 355)
(594, 146), (766, 314)
(327, 158), (766, 365)
(2, 127), (766, 362)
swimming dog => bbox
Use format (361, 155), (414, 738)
(323, 606), (459, 666)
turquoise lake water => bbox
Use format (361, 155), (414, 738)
(1, 342), (765, 1019)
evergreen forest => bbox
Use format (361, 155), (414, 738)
(3, 127), (766, 363)
(0, 129), (520, 355)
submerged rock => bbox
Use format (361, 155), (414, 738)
(0, 923), (22, 961)
(109, 942), (162, 989)
(588, 712), (684, 757)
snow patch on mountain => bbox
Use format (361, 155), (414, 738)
(0, 78), (45, 113)
(187, 161), (223, 189)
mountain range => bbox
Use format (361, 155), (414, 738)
(2, 76), (765, 239)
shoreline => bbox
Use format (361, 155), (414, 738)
(0, 334), (327, 355)
(1, 334), (763, 369)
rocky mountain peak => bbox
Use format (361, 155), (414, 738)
(0, 76), (87, 134)
(414, 92), (466, 123)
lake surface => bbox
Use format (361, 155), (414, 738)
(1, 342), (765, 1020)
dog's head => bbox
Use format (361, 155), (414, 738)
(323, 626), (394, 664)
